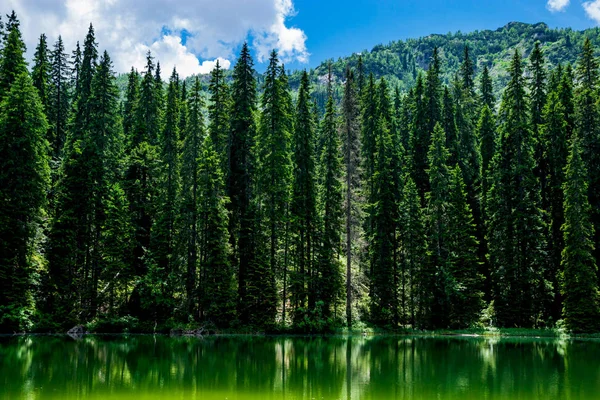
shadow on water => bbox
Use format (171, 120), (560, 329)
(1, 334), (599, 399)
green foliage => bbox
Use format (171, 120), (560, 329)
(0, 72), (50, 331)
(561, 139), (600, 333)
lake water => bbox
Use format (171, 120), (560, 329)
(0, 334), (598, 399)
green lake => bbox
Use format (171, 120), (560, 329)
(1, 335), (599, 399)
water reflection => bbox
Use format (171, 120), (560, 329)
(0, 334), (599, 400)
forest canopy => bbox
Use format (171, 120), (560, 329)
(1, 11), (600, 334)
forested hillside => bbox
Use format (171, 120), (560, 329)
(297, 22), (600, 111)
(1, 10), (600, 334)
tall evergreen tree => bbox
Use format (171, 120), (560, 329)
(255, 50), (291, 327)
(48, 36), (70, 158)
(227, 43), (260, 323)
(31, 34), (51, 112)
(486, 50), (547, 327)
(0, 11), (26, 99)
(479, 64), (494, 111)
(369, 114), (397, 326)
(574, 38), (600, 284)
(198, 136), (236, 326)
(561, 139), (600, 333)
(398, 176), (426, 327)
(290, 71), (319, 322)
(147, 68), (180, 320)
(318, 81), (344, 320)
(423, 123), (452, 328)
(0, 73), (49, 331)
(208, 60), (231, 171)
(447, 166), (484, 328)
(542, 89), (568, 320)
(122, 67), (140, 144)
(341, 66), (362, 327)
(179, 77), (204, 317)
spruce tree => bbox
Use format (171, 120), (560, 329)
(410, 73), (429, 200)
(290, 71), (318, 321)
(441, 86), (458, 166)
(0, 73), (49, 331)
(423, 123), (452, 328)
(424, 47), (442, 135)
(255, 50), (291, 327)
(398, 176), (426, 327)
(48, 36), (70, 158)
(198, 136), (236, 326)
(86, 51), (126, 317)
(148, 68), (180, 320)
(447, 166), (484, 328)
(208, 60), (231, 171)
(369, 114), (397, 326)
(122, 67), (140, 144)
(542, 89), (568, 320)
(227, 43), (259, 323)
(561, 139), (600, 333)
(0, 11), (26, 99)
(479, 64), (494, 111)
(124, 52), (161, 317)
(487, 50), (547, 327)
(32, 34), (51, 112)
(318, 82), (344, 320)
(574, 38), (600, 283)
(341, 66), (362, 327)
(179, 77), (204, 317)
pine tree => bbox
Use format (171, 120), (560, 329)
(290, 71), (319, 321)
(0, 73), (49, 331)
(179, 77), (204, 317)
(32, 34), (51, 112)
(318, 82), (344, 320)
(369, 114), (397, 326)
(423, 123), (452, 328)
(124, 52), (161, 317)
(479, 64), (494, 111)
(70, 41), (81, 99)
(447, 166), (484, 328)
(361, 74), (378, 207)
(460, 45), (476, 94)
(198, 136), (236, 326)
(208, 60), (231, 171)
(441, 86), (459, 166)
(478, 104), (496, 218)
(148, 68), (180, 320)
(558, 64), (575, 140)
(48, 36), (70, 158)
(542, 89), (568, 320)
(398, 176), (426, 327)
(487, 50), (547, 327)
(228, 43), (259, 323)
(46, 24), (100, 323)
(0, 11), (26, 99)
(255, 50), (291, 327)
(341, 66), (362, 327)
(424, 47), (442, 135)
(410, 73), (429, 200)
(86, 51), (126, 317)
(574, 38), (600, 284)
(122, 67), (140, 144)
(561, 139), (600, 333)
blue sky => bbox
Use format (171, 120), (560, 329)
(13, 0), (600, 77)
(284, 0), (598, 70)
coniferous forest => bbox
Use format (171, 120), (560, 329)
(2, 11), (600, 334)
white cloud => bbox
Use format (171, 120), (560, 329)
(547, 0), (570, 12)
(7, 0), (308, 78)
(584, 0), (600, 23)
